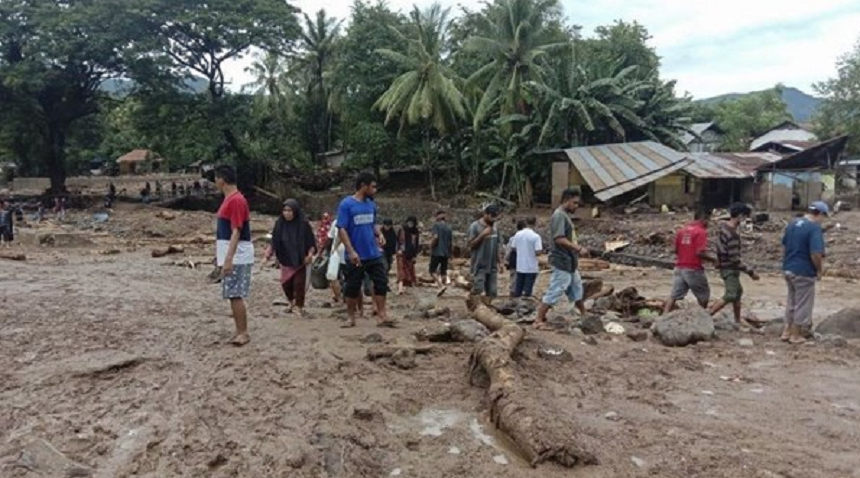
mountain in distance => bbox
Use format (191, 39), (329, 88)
(99, 77), (209, 96)
(696, 86), (822, 123)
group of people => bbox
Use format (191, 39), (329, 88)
(668, 201), (829, 345)
(210, 165), (830, 348)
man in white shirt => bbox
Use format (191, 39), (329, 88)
(510, 216), (543, 298)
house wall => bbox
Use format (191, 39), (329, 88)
(649, 173), (698, 208)
(689, 131), (723, 153)
(757, 172), (795, 210)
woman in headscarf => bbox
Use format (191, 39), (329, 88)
(264, 199), (317, 318)
(316, 212), (332, 252)
(396, 216), (420, 295)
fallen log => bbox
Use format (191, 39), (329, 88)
(582, 278), (604, 301)
(366, 344), (435, 360)
(0, 251), (26, 261)
(467, 298), (598, 468)
(578, 258), (610, 271)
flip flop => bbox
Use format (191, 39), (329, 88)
(230, 335), (250, 346)
(436, 286), (448, 298)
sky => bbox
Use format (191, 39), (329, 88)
(224, 0), (860, 99)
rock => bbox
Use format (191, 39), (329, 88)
(16, 438), (94, 477)
(715, 317), (740, 332)
(603, 310), (622, 321)
(583, 336), (599, 346)
(423, 307), (451, 319)
(631, 456), (647, 468)
(604, 411), (620, 421)
(738, 338), (755, 347)
(360, 333), (384, 344)
(763, 319), (785, 337)
(492, 454), (509, 465)
(626, 329), (648, 342)
(594, 295), (620, 311)
(815, 308), (860, 339)
(653, 308), (715, 347)
(448, 446), (461, 455)
(417, 297), (438, 313)
(579, 314), (605, 335)
(818, 334), (848, 347)
(494, 300), (518, 316)
(352, 407), (379, 421)
(391, 349), (416, 370)
(451, 320), (489, 343)
(604, 322), (625, 335)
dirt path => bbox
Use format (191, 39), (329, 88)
(2, 210), (860, 477)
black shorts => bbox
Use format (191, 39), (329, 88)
(343, 257), (389, 299)
(429, 256), (449, 276)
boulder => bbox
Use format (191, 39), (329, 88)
(653, 308), (715, 347)
(579, 314), (605, 335)
(815, 308), (860, 339)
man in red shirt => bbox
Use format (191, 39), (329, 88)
(663, 208), (715, 314)
(214, 165), (254, 346)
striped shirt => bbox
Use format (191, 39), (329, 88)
(716, 221), (748, 272)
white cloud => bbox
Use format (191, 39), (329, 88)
(222, 0), (860, 98)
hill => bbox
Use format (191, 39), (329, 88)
(99, 77), (210, 96)
(697, 86), (822, 123)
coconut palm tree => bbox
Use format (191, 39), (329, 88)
(374, 3), (466, 199)
(464, 0), (567, 130)
(296, 9), (343, 157)
(243, 51), (288, 102)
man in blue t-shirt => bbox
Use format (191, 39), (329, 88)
(337, 172), (392, 328)
(781, 201), (828, 345)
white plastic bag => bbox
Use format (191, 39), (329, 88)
(326, 234), (341, 281)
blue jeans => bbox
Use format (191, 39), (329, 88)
(541, 269), (583, 306)
(513, 273), (538, 298)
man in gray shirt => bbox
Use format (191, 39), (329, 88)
(467, 205), (502, 302)
(429, 210), (454, 289)
(535, 189), (588, 329)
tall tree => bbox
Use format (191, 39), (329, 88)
(0, 0), (143, 192)
(374, 3), (466, 199)
(297, 9), (343, 160)
(465, 0), (567, 129)
(712, 87), (791, 151)
(814, 37), (860, 156)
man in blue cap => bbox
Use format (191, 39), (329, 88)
(781, 201), (828, 344)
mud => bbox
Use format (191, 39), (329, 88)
(2, 203), (860, 477)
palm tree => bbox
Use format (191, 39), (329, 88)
(628, 78), (692, 150)
(297, 9), (343, 157)
(374, 3), (466, 199)
(529, 49), (649, 147)
(464, 0), (567, 130)
(243, 51), (288, 104)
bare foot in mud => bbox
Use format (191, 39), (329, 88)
(230, 333), (250, 346)
(533, 321), (553, 331)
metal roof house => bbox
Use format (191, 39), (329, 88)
(682, 122), (724, 153)
(749, 121), (817, 152)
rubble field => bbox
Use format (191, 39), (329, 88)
(2, 200), (860, 478)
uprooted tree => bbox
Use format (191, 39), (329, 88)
(466, 297), (598, 467)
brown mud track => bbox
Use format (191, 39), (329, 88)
(2, 205), (860, 477)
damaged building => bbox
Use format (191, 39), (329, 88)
(549, 135), (850, 211)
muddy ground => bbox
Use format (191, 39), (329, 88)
(2, 201), (860, 478)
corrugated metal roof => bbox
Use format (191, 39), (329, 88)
(684, 152), (782, 179)
(682, 122), (716, 145)
(563, 141), (690, 201)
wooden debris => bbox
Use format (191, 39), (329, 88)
(155, 210), (177, 221)
(98, 249), (121, 255)
(578, 259), (610, 272)
(0, 251), (26, 261)
(582, 279), (604, 301)
(151, 245), (184, 258)
(467, 298), (598, 468)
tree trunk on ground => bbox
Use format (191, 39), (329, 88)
(46, 123), (68, 194)
(467, 298), (598, 468)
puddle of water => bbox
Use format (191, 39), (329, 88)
(416, 409), (467, 437)
(469, 418), (495, 446)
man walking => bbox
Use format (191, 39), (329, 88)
(336, 172), (392, 328)
(535, 189), (588, 329)
(708, 203), (760, 324)
(429, 210), (454, 291)
(214, 165), (254, 346)
(467, 205), (502, 303)
(510, 216), (542, 298)
(664, 208), (714, 314)
(781, 201), (828, 344)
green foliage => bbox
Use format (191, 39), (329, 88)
(712, 87), (792, 151)
(814, 37), (860, 156)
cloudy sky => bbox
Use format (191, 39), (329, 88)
(224, 0), (860, 99)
